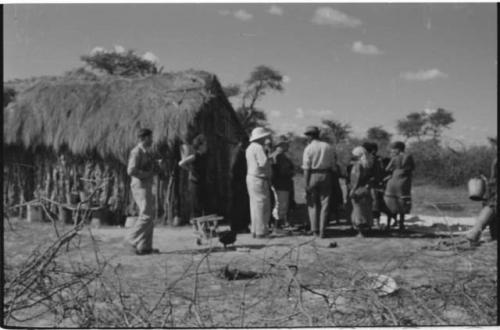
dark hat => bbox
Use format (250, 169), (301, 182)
(275, 135), (290, 147)
(390, 141), (405, 151)
(362, 142), (378, 153)
(362, 142), (374, 153)
(137, 128), (152, 139)
(304, 126), (320, 136)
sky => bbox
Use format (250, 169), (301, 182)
(3, 3), (497, 146)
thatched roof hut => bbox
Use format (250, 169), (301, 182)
(4, 70), (247, 225)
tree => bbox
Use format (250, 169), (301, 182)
(425, 108), (455, 140)
(397, 108), (455, 142)
(222, 84), (241, 99)
(81, 49), (161, 77)
(397, 112), (426, 141)
(365, 126), (392, 151)
(234, 65), (284, 133)
(366, 126), (392, 143)
(321, 119), (352, 143)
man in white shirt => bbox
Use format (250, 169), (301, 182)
(302, 126), (337, 238)
(246, 127), (272, 238)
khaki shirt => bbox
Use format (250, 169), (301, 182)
(127, 144), (156, 185)
(302, 140), (337, 171)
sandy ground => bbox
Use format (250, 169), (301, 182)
(4, 211), (496, 327)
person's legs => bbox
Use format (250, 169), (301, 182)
(465, 206), (495, 243)
(318, 179), (332, 237)
(127, 183), (155, 253)
(274, 189), (290, 229)
(247, 176), (270, 237)
(246, 176), (257, 236)
(398, 213), (405, 231)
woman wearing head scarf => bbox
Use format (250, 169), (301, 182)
(383, 141), (415, 231)
(349, 146), (375, 237)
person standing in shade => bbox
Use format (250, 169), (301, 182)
(349, 146), (375, 237)
(383, 141), (415, 231)
(362, 142), (386, 228)
(125, 128), (161, 255)
(302, 126), (336, 238)
(229, 138), (251, 233)
(270, 136), (295, 232)
(179, 134), (209, 220)
(246, 127), (273, 238)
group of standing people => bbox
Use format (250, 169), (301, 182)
(348, 140), (415, 236)
(245, 125), (416, 239)
(123, 125), (418, 255)
(245, 127), (295, 238)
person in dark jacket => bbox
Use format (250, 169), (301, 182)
(362, 142), (386, 228)
(270, 136), (295, 231)
(229, 139), (251, 233)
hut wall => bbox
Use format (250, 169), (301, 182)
(3, 146), (137, 225)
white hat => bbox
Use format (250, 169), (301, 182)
(249, 127), (271, 142)
(352, 146), (367, 158)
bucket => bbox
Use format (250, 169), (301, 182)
(59, 205), (73, 224)
(125, 216), (137, 228)
(27, 203), (43, 223)
(468, 177), (486, 201)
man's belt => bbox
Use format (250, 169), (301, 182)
(309, 169), (332, 173)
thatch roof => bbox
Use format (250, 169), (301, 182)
(4, 70), (243, 163)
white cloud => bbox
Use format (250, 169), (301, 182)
(401, 68), (448, 81)
(315, 109), (334, 117)
(424, 108), (437, 115)
(234, 9), (253, 21)
(142, 52), (159, 64)
(218, 9), (231, 16)
(282, 75), (291, 84)
(312, 7), (362, 28)
(268, 5), (283, 16)
(90, 46), (106, 55)
(114, 45), (126, 54)
(295, 108), (305, 119)
(352, 41), (382, 55)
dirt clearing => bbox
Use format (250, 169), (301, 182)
(3, 214), (497, 327)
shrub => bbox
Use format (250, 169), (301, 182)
(408, 140), (495, 187)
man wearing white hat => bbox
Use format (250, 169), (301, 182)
(246, 127), (272, 238)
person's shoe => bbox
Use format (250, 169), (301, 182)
(319, 232), (326, 239)
(252, 233), (256, 238)
(135, 248), (160, 255)
(304, 231), (315, 236)
(255, 234), (268, 239)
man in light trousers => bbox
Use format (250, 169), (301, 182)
(302, 126), (337, 238)
(125, 128), (161, 255)
(246, 127), (272, 238)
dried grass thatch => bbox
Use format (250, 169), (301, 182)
(4, 70), (243, 164)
